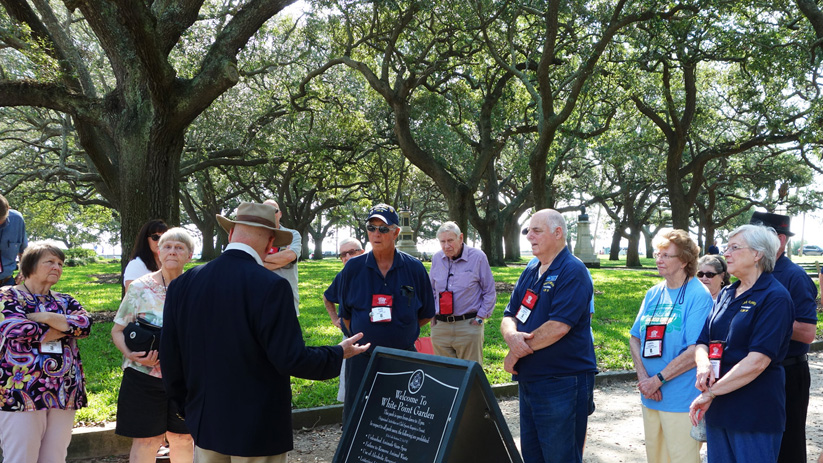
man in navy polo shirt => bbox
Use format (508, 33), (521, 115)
(501, 209), (596, 463)
(0, 194), (26, 287)
(335, 204), (435, 423)
(750, 211), (818, 463)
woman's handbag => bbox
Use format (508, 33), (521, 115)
(690, 417), (707, 442)
(123, 316), (162, 353)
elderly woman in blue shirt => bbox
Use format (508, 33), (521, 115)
(689, 224), (793, 462)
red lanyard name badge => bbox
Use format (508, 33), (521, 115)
(516, 289), (538, 323)
(708, 341), (725, 378)
(439, 291), (454, 315)
(370, 294), (393, 323)
(643, 324), (665, 358)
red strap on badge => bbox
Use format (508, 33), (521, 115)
(645, 324), (665, 341)
(708, 342), (724, 360)
(372, 294), (392, 307)
(521, 289), (538, 309)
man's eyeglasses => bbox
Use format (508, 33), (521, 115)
(696, 271), (718, 278)
(340, 249), (360, 259)
(149, 233), (163, 242)
(367, 224), (395, 234)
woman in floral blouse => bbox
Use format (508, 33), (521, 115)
(112, 228), (195, 463)
(0, 241), (92, 462)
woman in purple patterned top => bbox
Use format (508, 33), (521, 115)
(0, 241), (92, 462)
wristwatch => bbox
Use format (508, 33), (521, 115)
(656, 372), (667, 384)
(474, 317), (484, 325)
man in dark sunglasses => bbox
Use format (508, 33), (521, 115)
(329, 203), (435, 423)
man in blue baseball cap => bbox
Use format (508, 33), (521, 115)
(331, 203), (435, 423)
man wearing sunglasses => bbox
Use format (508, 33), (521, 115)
(0, 194), (26, 287)
(750, 211), (818, 463)
(263, 200), (302, 315)
(331, 203), (435, 423)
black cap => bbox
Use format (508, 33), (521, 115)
(749, 211), (793, 237)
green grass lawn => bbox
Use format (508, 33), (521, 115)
(49, 257), (822, 423)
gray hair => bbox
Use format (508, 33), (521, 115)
(338, 237), (363, 250)
(534, 209), (567, 239)
(158, 227), (196, 255)
(728, 224), (779, 272)
(436, 221), (462, 239)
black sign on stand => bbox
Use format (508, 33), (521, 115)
(333, 347), (522, 463)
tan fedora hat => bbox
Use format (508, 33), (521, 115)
(216, 202), (293, 247)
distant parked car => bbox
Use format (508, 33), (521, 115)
(802, 245), (823, 256)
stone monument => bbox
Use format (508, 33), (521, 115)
(396, 209), (421, 258)
(574, 207), (600, 268)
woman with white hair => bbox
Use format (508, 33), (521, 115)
(689, 224), (794, 461)
(112, 227), (196, 463)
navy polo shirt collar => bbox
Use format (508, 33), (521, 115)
(365, 249), (405, 274)
(724, 271), (773, 302)
(545, 246), (571, 273)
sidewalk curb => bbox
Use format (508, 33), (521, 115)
(67, 340), (823, 459)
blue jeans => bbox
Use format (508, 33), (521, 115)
(519, 372), (595, 463)
(706, 424), (781, 462)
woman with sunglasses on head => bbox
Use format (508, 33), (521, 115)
(689, 225), (794, 462)
(124, 220), (169, 291)
(113, 228), (196, 463)
(697, 255), (731, 302)
(629, 230), (714, 463)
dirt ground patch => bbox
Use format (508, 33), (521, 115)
(72, 352), (823, 462)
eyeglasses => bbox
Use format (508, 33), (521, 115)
(723, 244), (749, 254)
(149, 233), (163, 242)
(696, 271), (719, 278)
(367, 224), (395, 234)
(653, 252), (680, 260)
(340, 249), (360, 259)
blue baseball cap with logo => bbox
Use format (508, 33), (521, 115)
(366, 203), (400, 226)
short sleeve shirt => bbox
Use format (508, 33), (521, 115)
(123, 256), (151, 286)
(630, 277), (713, 412)
(336, 251), (435, 351)
(771, 254), (818, 357)
(114, 273), (166, 377)
(697, 273), (794, 432)
(503, 249), (597, 380)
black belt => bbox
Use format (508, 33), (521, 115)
(435, 312), (477, 323)
(783, 354), (808, 367)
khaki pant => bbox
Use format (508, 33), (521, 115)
(431, 317), (484, 363)
(641, 406), (701, 463)
(195, 446), (287, 463)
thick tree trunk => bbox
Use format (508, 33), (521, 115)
(199, 219), (216, 261)
(609, 226), (622, 261)
(641, 226), (655, 258)
(503, 218), (521, 262)
(626, 227), (642, 268)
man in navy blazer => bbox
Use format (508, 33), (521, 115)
(161, 202), (369, 462)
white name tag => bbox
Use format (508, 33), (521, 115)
(370, 306), (392, 323)
(515, 306), (531, 323)
(643, 340), (662, 358)
(40, 341), (62, 354)
(710, 359), (721, 378)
